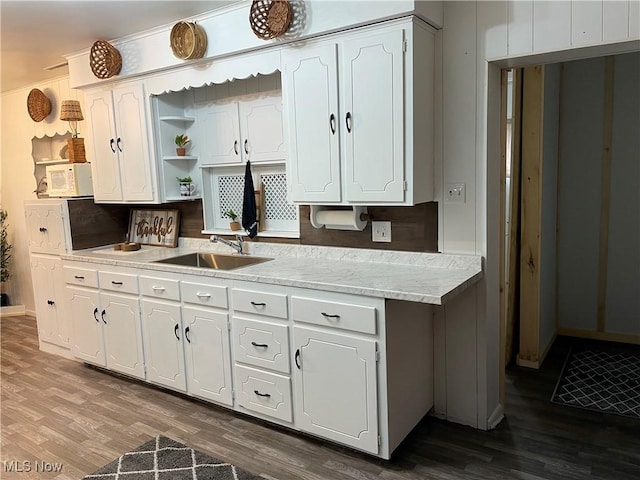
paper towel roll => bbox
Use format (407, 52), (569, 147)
(310, 206), (368, 231)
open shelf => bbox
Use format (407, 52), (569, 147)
(159, 115), (196, 123)
(165, 195), (202, 202)
(35, 159), (70, 165)
(163, 156), (198, 161)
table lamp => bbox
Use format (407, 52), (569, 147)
(60, 100), (86, 163)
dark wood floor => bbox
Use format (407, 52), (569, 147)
(1, 315), (639, 480)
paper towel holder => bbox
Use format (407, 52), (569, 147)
(310, 205), (369, 231)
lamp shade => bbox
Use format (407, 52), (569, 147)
(60, 100), (84, 121)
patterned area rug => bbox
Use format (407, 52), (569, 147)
(551, 348), (640, 419)
(83, 435), (262, 479)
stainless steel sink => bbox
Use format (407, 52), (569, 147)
(153, 252), (273, 270)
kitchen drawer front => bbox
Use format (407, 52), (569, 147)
(139, 276), (180, 301)
(64, 266), (99, 288)
(233, 317), (290, 374)
(291, 296), (377, 335)
(232, 288), (288, 319)
(181, 281), (227, 309)
(235, 365), (292, 423)
(99, 271), (139, 295)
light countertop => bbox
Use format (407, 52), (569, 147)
(61, 239), (483, 305)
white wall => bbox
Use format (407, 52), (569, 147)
(1, 77), (83, 313)
(437, 0), (639, 430)
(540, 63), (560, 356)
(557, 53), (640, 336)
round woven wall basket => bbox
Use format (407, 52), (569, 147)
(90, 40), (122, 79)
(249, 0), (292, 40)
(170, 21), (207, 60)
(27, 88), (52, 122)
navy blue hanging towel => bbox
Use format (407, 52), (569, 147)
(242, 160), (258, 238)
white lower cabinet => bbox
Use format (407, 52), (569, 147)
(140, 298), (186, 392)
(182, 305), (233, 406)
(293, 325), (379, 454)
(63, 261), (433, 459)
(66, 266), (145, 380)
(31, 254), (70, 349)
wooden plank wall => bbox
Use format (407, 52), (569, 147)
(85, 200), (439, 253)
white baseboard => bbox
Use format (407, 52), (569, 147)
(487, 403), (505, 430)
(0, 304), (26, 317)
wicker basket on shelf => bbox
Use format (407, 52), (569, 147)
(89, 40), (122, 79)
(170, 21), (207, 60)
(27, 89), (52, 122)
(249, 0), (292, 40)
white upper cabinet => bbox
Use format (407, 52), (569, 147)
(84, 83), (156, 203)
(283, 18), (435, 205)
(199, 93), (285, 166)
(24, 200), (68, 255)
(284, 43), (341, 202)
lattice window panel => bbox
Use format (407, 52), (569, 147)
(261, 173), (297, 221)
(217, 175), (244, 220)
(206, 167), (298, 235)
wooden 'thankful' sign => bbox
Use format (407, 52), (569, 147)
(128, 209), (180, 247)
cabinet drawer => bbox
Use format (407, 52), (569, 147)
(235, 365), (292, 423)
(181, 281), (227, 309)
(64, 266), (98, 288)
(99, 271), (139, 294)
(232, 288), (287, 319)
(291, 296), (377, 335)
(233, 317), (290, 374)
(139, 276), (180, 301)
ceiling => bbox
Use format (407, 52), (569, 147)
(1, 1), (241, 92)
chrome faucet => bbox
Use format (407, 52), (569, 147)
(210, 234), (245, 255)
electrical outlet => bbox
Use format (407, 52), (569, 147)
(445, 183), (466, 204)
(372, 221), (392, 242)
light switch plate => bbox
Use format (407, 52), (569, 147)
(372, 221), (391, 242)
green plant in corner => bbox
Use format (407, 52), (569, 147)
(174, 134), (190, 147)
(176, 176), (192, 183)
(1, 210), (12, 284)
(224, 209), (238, 221)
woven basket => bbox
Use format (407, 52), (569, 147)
(27, 89), (52, 122)
(170, 21), (207, 60)
(90, 40), (122, 79)
(249, 0), (292, 40)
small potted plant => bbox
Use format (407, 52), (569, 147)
(175, 134), (190, 156)
(176, 176), (195, 196)
(225, 209), (241, 231)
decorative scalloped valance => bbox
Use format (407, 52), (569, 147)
(145, 48), (281, 96)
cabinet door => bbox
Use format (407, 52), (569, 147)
(112, 84), (155, 202)
(199, 103), (241, 165)
(283, 43), (341, 202)
(141, 299), (186, 392)
(293, 326), (378, 454)
(30, 255), (58, 345)
(341, 30), (405, 203)
(239, 95), (286, 163)
(84, 90), (123, 202)
(182, 306), (233, 406)
(67, 286), (105, 366)
(101, 292), (145, 380)
(24, 203), (67, 254)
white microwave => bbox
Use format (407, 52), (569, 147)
(46, 163), (94, 197)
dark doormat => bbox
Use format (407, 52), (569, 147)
(551, 346), (640, 420)
(83, 435), (263, 479)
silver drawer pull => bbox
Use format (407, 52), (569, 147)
(321, 312), (340, 319)
(152, 286), (165, 292)
(196, 292), (211, 298)
(254, 390), (271, 398)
